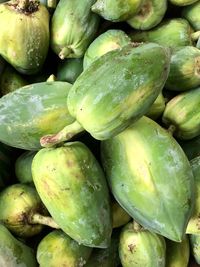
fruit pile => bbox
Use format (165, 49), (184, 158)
(0, 0), (199, 266)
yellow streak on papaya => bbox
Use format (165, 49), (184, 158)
(99, 41), (121, 55)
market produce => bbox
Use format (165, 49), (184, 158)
(119, 221), (166, 267)
(162, 87), (200, 140)
(0, 81), (74, 150)
(130, 18), (197, 49)
(169, 0), (199, 6)
(165, 236), (190, 267)
(0, 0), (50, 74)
(91, 0), (144, 22)
(83, 29), (131, 69)
(179, 136), (200, 160)
(37, 229), (92, 267)
(182, 1), (200, 30)
(111, 199), (131, 228)
(57, 58), (83, 84)
(190, 234), (200, 264)
(0, 224), (37, 267)
(32, 142), (112, 248)
(15, 151), (36, 184)
(127, 0), (167, 30)
(146, 92), (165, 119)
(51, 0), (100, 59)
(0, 183), (59, 237)
(165, 46), (200, 91)
(41, 42), (170, 147)
(101, 116), (194, 242)
(0, 64), (27, 95)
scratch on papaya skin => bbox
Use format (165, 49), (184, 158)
(128, 243), (136, 253)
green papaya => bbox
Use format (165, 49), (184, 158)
(186, 156), (200, 234)
(0, 81), (74, 150)
(190, 234), (200, 265)
(91, 0), (144, 22)
(0, 183), (60, 237)
(127, 0), (167, 30)
(169, 0), (198, 6)
(57, 58), (83, 84)
(83, 29), (131, 70)
(0, 224), (37, 267)
(0, 0), (49, 75)
(0, 65), (27, 95)
(32, 142), (112, 248)
(51, 0), (99, 59)
(40, 0), (57, 9)
(165, 236), (190, 267)
(119, 221), (166, 267)
(85, 230), (121, 267)
(178, 136), (200, 160)
(130, 18), (195, 50)
(182, 1), (200, 30)
(0, 142), (11, 188)
(101, 116), (194, 242)
(146, 92), (165, 120)
(41, 42), (170, 148)
(165, 46), (200, 91)
(162, 87), (200, 140)
(112, 199), (131, 228)
(15, 151), (36, 185)
(37, 229), (92, 267)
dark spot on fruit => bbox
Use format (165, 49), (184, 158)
(128, 243), (136, 253)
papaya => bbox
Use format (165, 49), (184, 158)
(182, 1), (200, 30)
(130, 18), (196, 50)
(40, 0), (57, 9)
(127, 0), (167, 30)
(190, 234), (200, 265)
(146, 92), (165, 120)
(0, 65), (27, 95)
(15, 151), (36, 185)
(169, 0), (198, 6)
(32, 142), (112, 248)
(85, 230), (121, 267)
(186, 156), (200, 234)
(91, 0), (144, 22)
(165, 236), (190, 267)
(178, 136), (200, 160)
(112, 198), (131, 228)
(0, 0), (49, 75)
(101, 116), (194, 242)
(83, 29), (131, 70)
(119, 221), (166, 267)
(0, 183), (59, 237)
(162, 87), (200, 140)
(37, 229), (92, 267)
(57, 58), (83, 84)
(0, 224), (37, 267)
(0, 81), (74, 150)
(41, 42), (170, 148)
(165, 46), (200, 91)
(51, 0), (99, 59)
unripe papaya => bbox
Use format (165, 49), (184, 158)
(146, 92), (165, 120)
(0, 0), (50, 75)
(165, 46), (200, 91)
(165, 236), (190, 267)
(127, 0), (167, 30)
(162, 87), (200, 140)
(190, 234), (200, 264)
(37, 230), (92, 267)
(119, 221), (166, 267)
(182, 1), (200, 30)
(0, 81), (74, 150)
(91, 0), (144, 22)
(0, 224), (37, 267)
(169, 0), (198, 6)
(41, 42), (170, 147)
(178, 136), (200, 160)
(32, 142), (112, 248)
(51, 0), (99, 59)
(83, 29), (131, 70)
(112, 199), (131, 228)
(101, 116), (194, 242)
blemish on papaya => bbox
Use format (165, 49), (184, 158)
(66, 159), (74, 167)
(128, 243), (136, 253)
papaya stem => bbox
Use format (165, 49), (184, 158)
(132, 221), (143, 232)
(167, 125), (176, 135)
(17, 0), (29, 9)
(16, 0), (39, 12)
(191, 31), (200, 42)
(40, 120), (84, 148)
(46, 74), (56, 82)
(29, 213), (60, 229)
(47, 0), (57, 8)
(59, 47), (72, 60)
